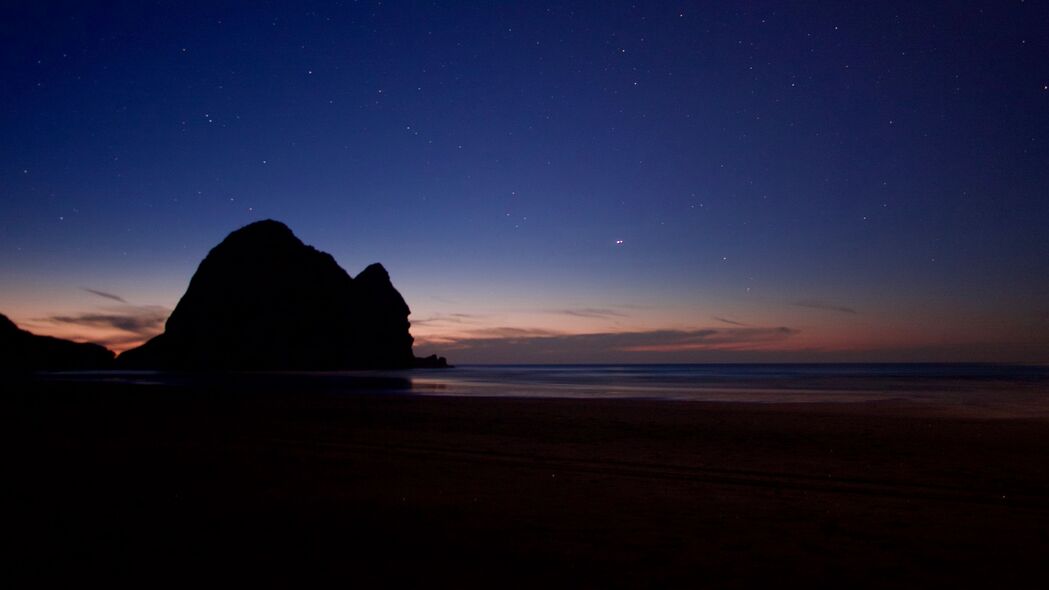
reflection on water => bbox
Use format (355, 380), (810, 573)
(408, 364), (1049, 411)
(41, 364), (1049, 415)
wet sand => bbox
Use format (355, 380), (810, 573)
(9, 376), (1049, 587)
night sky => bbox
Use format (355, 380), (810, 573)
(2, 1), (1048, 363)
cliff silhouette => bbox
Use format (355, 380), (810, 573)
(117, 220), (446, 370)
(0, 313), (114, 371)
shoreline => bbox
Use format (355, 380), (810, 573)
(25, 366), (1049, 419)
(9, 376), (1049, 586)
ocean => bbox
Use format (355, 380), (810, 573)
(409, 363), (1049, 404)
(45, 363), (1049, 415)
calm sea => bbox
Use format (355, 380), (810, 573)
(49, 363), (1049, 415)
(406, 364), (1049, 412)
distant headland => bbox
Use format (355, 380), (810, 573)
(3, 220), (447, 372)
(0, 312), (114, 371)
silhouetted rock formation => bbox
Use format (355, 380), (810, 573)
(0, 313), (114, 371)
(117, 220), (448, 370)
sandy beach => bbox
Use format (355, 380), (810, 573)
(9, 375), (1049, 587)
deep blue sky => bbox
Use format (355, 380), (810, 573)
(2, 1), (1048, 362)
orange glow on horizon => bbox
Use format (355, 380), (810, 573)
(4, 299), (1046, 364)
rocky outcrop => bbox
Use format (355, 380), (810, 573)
(0, 313), (115, 371)
(117, 220), (447, 370)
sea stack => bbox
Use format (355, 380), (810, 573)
(117, 220), (447, 370)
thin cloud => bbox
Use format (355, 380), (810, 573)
(620, 327), (797, 352)
(47, 305), (169, 338)
(792, 299), (858, 314)
(713, 316), (748, 326)
(412, 326), (564, 349)
(83, 331), (162, 350)
(463, 326), (564, 339)
(82, 288), (128, 304)
(411, 312), (486, 327)
(424, 326), (799, 360)
(548, 308), (628, 319)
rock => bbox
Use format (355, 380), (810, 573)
(413, 353), (449, 369)
(117, 220), (447, 370)
(0, 313), (115, 371)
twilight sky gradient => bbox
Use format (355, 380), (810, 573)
(2, 1), (1048, 363)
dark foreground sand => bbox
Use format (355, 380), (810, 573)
(8, 376), (1049, 587)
